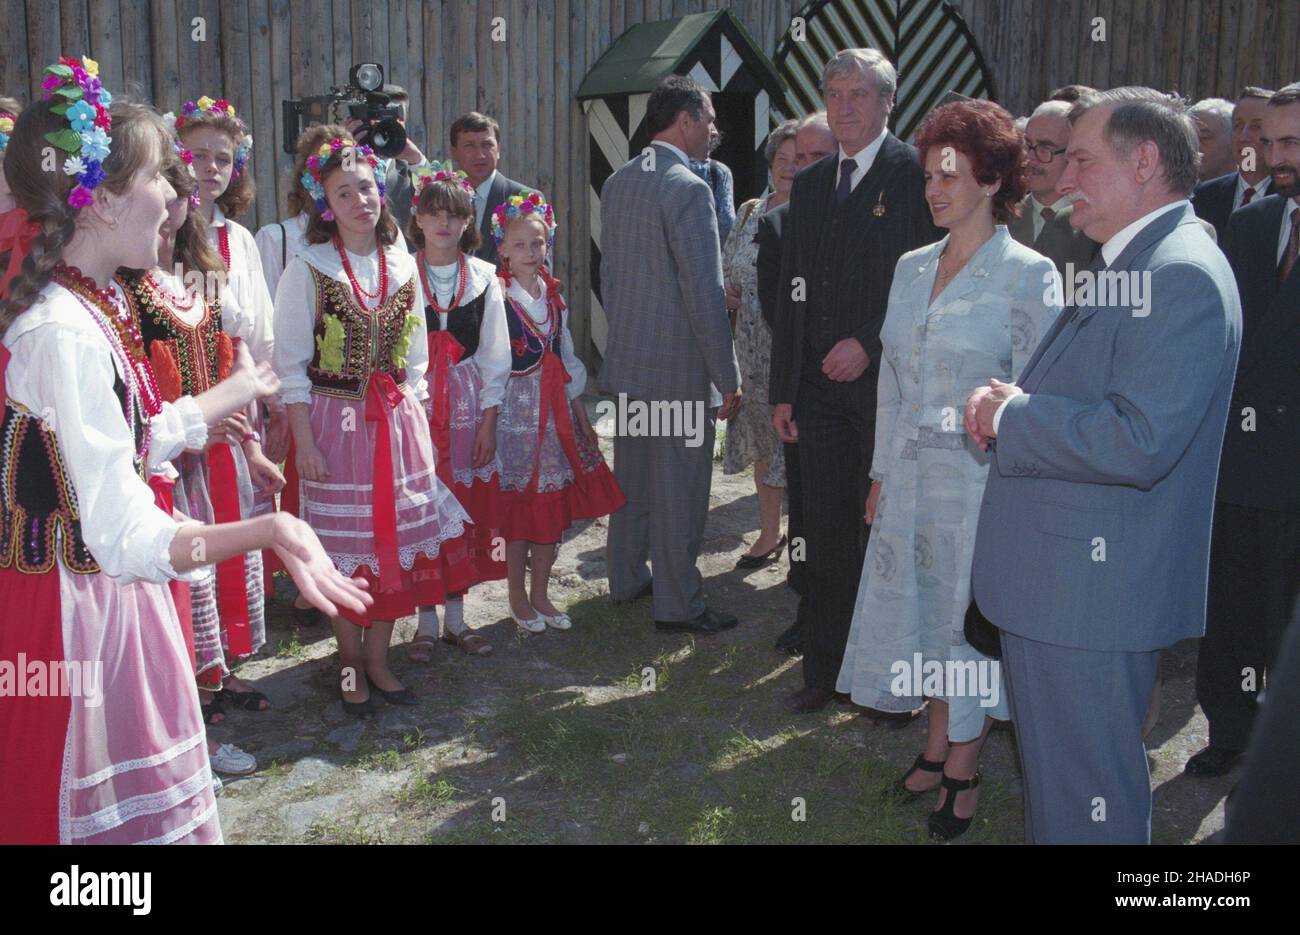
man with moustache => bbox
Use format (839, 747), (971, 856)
(1193, 87), (1275, 242)
(769, 49), (939, 712)
(1009, 99), (1100, 276)
(1189, 83), (1300, 778)
(756, 111), (836, 656)
(967, 88), (1240, 843)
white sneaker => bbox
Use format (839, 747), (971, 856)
(543, 612), (572, 630)
(210, 742), (258, 775)
(512, 607), (546, 633)
(212, 774), (224, 795)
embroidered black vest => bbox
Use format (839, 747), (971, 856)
(121, 272), (228, 397)
(0, 371), (145, 575)
(306, 267), (418, 400)
(426, 289), (486, 359)
(504, 294), (562, 376)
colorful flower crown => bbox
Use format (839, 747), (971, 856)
(39, 56), (113, 209)
(0, 112), (15, 154)
(172, 140), (202, 210)
(409, 159), (474, 210)
(491, 190), (555, 247)
(166, 96), (253, 177)
(300, 136), (387, 223)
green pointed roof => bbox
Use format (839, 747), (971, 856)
(576, 10), (784, 100)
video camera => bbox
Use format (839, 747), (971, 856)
(281, 63), (407, 159)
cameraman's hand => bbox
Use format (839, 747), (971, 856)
(344, 118), (367, 145)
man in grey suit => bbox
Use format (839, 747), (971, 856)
(1009, 99), (1100, 276)
(600, 76), (743, 633)
(966, 88), (1242, 844)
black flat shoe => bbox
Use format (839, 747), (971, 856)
(612, 578), (654, 605)
(655, 607), (738, 634)
(368, 682), (418, 706)
(773, 620), (805, 656)
(1184, 745), (1245, 777)
(736, 535), (787, 569)
(341, 694), (374, 718)
(889, 752), (946, 802)
(928, 771), (981, 840)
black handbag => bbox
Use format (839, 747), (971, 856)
(963, 598), (1002, 659)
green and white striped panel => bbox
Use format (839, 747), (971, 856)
(775, 0), (996, 141)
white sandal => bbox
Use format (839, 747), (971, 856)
(512, 607), (547, 633)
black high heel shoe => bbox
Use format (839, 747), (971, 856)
(736, 535), (787, 569)
(340, 692), (374, 718)
(889, 752), (945, 801)
(927, 770), (981, 840)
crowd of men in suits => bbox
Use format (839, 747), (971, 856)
(595, 56), (1299, 843)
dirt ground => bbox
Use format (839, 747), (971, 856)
(213, 399), (1233, 844)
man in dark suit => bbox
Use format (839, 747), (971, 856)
(448, 112), (543, 266)
(769, 49), (940, 713)
(1189, 83), (1300, 778)
(1192, 87), (1275, 242)
(756, 112), (836, 656)
(1009, 99), (1100, 275)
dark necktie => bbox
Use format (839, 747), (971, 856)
(836, 158), (857, 207)
(1041, 207), (1056, 221)
(1279, 207), (1299, 283)
(1242, 186), (1257, 207)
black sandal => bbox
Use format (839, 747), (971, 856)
(889, 752), (946, 801)
(927, 770), (981, 840)
(200, 693), (225, 725)
(223, 687), (271, 711)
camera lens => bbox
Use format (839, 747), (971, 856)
(368, 119), (407, 159)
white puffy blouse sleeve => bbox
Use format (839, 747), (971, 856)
(148, 395), (208, 468)
(558, 304), (587, 400)
(8, 320), (205, 584)
(272, 256), (318, 406)
(404, 267), (430, 402)
(475, 276), (511, 409)
(254, 222), (286, 298)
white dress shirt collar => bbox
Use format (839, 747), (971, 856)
(1029, 193), (1073, 239)
(652, 140), (690, 166)
(837, 127), (888, 193)
(1235, 172), (1271, 208)
(1100, 200), (1190, 266)
(473, 171), (497, 227)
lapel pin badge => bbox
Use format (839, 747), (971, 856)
(872, 191), (886, 217)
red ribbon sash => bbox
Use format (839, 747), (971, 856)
(0, 208), (41, 300)
(532, 350), (588, 496)
(208, 442), (252, 657)
(365, 372), (406, 592)
(427, 330), (464, 474)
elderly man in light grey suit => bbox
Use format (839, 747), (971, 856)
(965, 88), (1241, 844)
(600, 76), (742, 634)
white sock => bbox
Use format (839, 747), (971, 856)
(443, 598), (466, 635)
(416, 605), (440, 639)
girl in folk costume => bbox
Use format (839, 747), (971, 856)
(172, 97), (290, 607)
(492, 194), (625, 632)
(117, 145), (284, 756)
(273, 135), (477, 716)
(405, 163), (510, 661)
(0, 65), (371, 844)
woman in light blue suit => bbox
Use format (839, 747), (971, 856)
(836, 100), (1061, 839)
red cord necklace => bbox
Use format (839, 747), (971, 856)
(418, 251), (469, 314)
(146, 270), (200, 312)
(334, 236), (387, 309)
(217, 224), (232, 271)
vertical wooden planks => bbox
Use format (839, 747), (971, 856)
(117, 0), (154, 100)
(88, 1), (125, 97)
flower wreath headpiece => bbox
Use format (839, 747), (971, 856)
(39, 56), (113, 209)
(490, 190), (555, 248)
(409, 159), (474, 210)
(166, 96), (254, 177)
(300, 136), (387, 223)
(0, 112), (16, 154)
(172, 139), (202, 210)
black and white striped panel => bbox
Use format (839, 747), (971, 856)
(774, 0), (995, 140)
